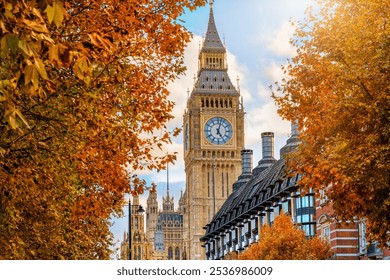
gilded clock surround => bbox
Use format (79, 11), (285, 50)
(201, 115), (235, 146)
(204, 117), (233, 145)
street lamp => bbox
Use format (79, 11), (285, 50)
(128, 199), (145, 260)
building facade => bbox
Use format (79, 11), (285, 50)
(157, 189), (185, 260)
(144, 169), (186, 260)
(316, 196), (390, 260)
(120, 1), (389, 261)
(120, 195), (151, 260)
(182, 1), (245, 260)
(201, 124), (390, 260)
(200, 124), (313, 259)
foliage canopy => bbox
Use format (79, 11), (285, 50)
(237, 213), (332, 260)
(0, 0), (206, 259)
(273, 0), (390, 245)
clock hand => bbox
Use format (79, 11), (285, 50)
(218, 118), (222, 130)
(217, 118), (223, 136)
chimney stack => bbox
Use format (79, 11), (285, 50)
(253, 132), (277, 176)
(261, 132), (275, 159)
(233, 149), (253, 192)
(280, 120), (301, 158)
(241, 149), (253, 176)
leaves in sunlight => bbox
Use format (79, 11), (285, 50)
(273, 0), (390, 246)
(238, 213), (332, 260)
(0, 0), (207, 259)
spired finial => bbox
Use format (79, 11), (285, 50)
(166, 162), (170, 198)
(210, 0), (214, 8)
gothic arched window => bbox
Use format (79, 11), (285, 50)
(175, 247), (180, 260)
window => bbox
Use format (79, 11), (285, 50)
(282, 200), (291, 214)
(168, 247), (173, 260)
(175, 247), (180, 260)
(221, 173), (224, 197)
(207, 172), (210, 197)
(226, 173), (229, 195)
(358, 221), (367, 254)
(323, 226), (330, 244)
(301, 224), (315, 237)
(268, 211), (274, 225)
(295, 195), (315, 237)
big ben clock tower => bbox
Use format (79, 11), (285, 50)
(183, 0), (245, 259)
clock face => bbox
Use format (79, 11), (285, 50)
(204, 117), (233, 145)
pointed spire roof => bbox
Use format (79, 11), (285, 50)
(202, 1), (225, 52)
(191, 0), (239, 96)
(166, 163), (170, 198)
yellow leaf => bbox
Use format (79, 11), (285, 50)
(0, 34), (19, 56)
(45, 0), (65, 28)
(18, 40), (34, 57)
(24, 64), (39, 88)
(22, 19), (49, 33)
(34, 58), (48, 80)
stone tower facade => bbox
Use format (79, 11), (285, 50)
(120, 195), (151, 260)
(146, 189), (158, 244)
(145, 167), (185, 260)
(182, 2), (245, 259)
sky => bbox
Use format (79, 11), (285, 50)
(110, 0), (315, 257)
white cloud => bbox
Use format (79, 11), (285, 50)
(265, 61), (288, 84)
(226, 51), (252, 103)
(245, 100), (290, 150)
(166, 35), (201, 130)
(267, 21), (297, 57)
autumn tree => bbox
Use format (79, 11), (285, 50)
(273, 0), (390, 246)
(0, 0), (206, 259)
(238, 213), (332, 260)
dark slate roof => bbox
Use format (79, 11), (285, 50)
(202, 6), (225, 52)
(202, 158), (300, 239)
(193, 69), (239, 95)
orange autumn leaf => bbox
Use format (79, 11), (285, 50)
(0, 0), (207, 259)
(238, 213), (332, 260)
(272, 0), (390, 247)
